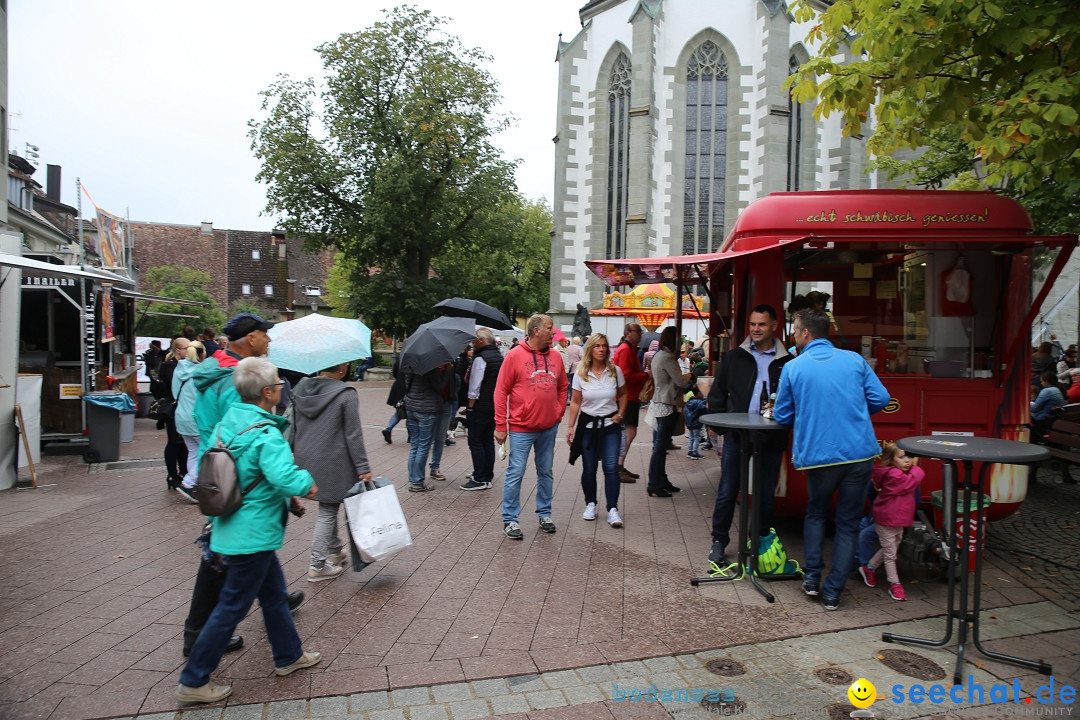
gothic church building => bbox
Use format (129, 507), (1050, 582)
(549, 0), (881, 326)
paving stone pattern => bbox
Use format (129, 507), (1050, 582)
(0, 383), (1077, 720)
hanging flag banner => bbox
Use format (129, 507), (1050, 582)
(101, 283), (115, 343)
(96, 208), (127, 269)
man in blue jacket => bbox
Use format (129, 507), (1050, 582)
(773, 307), (889, 611)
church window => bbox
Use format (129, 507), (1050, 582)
(683, 41), (728, 255)
(787, 54), (805, 191)
(606, 53), (631, 259)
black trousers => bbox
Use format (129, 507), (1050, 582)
(467, 411), (496, 484)
(182, 558), (227, 653)
(164, 415), (188, 480)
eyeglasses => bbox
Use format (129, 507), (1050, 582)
(273, 380), (286, 387)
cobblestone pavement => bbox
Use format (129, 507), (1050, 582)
(1, 383), (1077, 720)
(985, 467), (1080, 612)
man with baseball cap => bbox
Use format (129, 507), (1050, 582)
(191, 312), (275, 461)
(180, 312), (302, 658)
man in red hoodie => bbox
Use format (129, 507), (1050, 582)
(612, 323), (648, 482)
(494, 314), (568, 540)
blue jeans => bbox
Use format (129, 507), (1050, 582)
(856, 515), (879, 566)
(467, 411), (496, 484)
(386, 410), (403, 431)
(355, 356), (376, 380)
(430, 401), (453, 471)
(580, 422), (622, 510)
(711, 432), (782, 550)
(803, 460), (873, 601)
(406, 411), (438, 485)
(688, 426), (701, 455)
(502, 424), (558, 523)
(647, 412), (677, 489)
(179, 550), (302, 688)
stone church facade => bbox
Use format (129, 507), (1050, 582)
(548, 0), (882, 326)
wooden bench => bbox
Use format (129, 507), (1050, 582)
(1043, 403), (1080, 483)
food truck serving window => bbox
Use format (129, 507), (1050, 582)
(782, 240), (1063, 379)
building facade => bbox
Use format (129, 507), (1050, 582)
(549, 0), (877, 325)
(130, 222), (335, 321)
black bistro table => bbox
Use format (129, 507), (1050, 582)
(691, 413), (799, 602)
(882, 435), (1051, 685)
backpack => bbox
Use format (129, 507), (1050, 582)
(195, 421), (274, 517)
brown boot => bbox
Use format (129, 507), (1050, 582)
(618, 465), (638, 483)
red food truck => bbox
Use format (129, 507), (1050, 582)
(586, 190), (1078, 521)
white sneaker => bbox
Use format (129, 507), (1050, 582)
(307, 564), (345, 582)
(582, 502), (597, 521)
(607, 508), (623, 527)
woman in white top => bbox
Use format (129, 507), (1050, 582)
(567, 333), (628, 527)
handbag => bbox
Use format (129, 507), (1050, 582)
(643, 402), (657, 429)
(672, 408), (686, 437)
(638, 377), (655, 403)
(147, 397), (176, 420)
(395, 399), (407, 421)
(344, 480), (412, 563)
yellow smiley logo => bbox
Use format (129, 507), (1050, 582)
(848, 678), (876, 708)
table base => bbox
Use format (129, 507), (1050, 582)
(881, 459), (1052, 684)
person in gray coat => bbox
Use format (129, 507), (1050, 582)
(290, 362), (373, 582)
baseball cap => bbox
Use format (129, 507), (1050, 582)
(224, 312), (274, 341)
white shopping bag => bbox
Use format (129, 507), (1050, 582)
(344, 483), (412, 563)
(642, 402), (657, 429)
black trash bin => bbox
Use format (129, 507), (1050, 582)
(82, 391), (135, 463)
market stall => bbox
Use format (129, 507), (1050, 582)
(586, 190), (1078, 519)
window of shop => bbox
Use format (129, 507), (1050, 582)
(782, 245), (1010, 378)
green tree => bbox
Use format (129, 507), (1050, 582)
(789, 0), (1080, 194)
(435, 195), (552, 322)
(249, 5), (519, 337)
(137, 266), (225, 338)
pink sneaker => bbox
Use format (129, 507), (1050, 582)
(888, 583), (907, 601)
(857, 564), (877, 588)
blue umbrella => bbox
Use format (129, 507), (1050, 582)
(267, 314), (372, 375)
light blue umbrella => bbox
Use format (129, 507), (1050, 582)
(267, 314), (372, 375)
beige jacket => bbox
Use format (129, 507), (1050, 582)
(650, 348), (685, 408)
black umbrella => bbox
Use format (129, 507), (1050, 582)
(399, 317), (477, 376)
(640, 331), (662, 351)
(433, 297), (513, 330)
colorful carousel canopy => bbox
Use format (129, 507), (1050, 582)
(590, 283), (708, 330)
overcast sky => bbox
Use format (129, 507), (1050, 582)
(9, 1), (586, 231)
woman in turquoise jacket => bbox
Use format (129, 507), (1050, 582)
(176, 357), (320, 705)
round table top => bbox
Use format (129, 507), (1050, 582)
(700, 413), (785, 431)
(897, 435), (1049, 464)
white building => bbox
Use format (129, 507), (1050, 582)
(549, 0), (883, 327)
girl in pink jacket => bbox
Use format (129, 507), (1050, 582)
(858, 442), (925, 601)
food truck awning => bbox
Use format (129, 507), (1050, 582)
(0, 253), (124, 281)
(113, 289), (209, 307)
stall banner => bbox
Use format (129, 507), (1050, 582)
(96, 208), (127, 270)
(101, 283), (115, 343)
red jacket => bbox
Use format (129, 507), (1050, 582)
(494, 340), (567, 433)
(613, 340), (648, 399)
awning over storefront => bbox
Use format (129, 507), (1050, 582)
(0, 253), (119, 281)
(113, 289), (209, 307)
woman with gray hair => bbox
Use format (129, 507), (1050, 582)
(176, 357), (321, 705)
